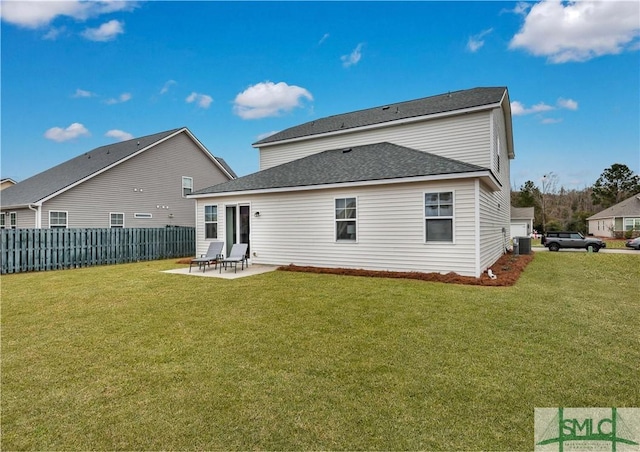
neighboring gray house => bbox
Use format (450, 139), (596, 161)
(587, 193), (640, 237)
(510, 206), (534, 238)
(190, 87), (515, 278)
(0, 127), (235, 229)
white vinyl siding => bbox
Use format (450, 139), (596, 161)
(259, 112), (492, 171)
(196, 180), (480, 276)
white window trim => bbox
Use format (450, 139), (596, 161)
(49, 210), (68, 228)
(9, 211), (17, 229)
(134, 213), (153, 219)
(110, 212), (125, 228)
(204, 204), (218, 239)
(424, 190), (455, 244)
(0, 213), (5, 229)
(182, 176), (194, 198)
(334, 196), (358, 243)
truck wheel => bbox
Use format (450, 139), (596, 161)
(549, 243), (560, 252)
(588, 244), (599, 253)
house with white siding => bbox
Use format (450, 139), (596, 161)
(189, 87), (514, 278)
(0, 128), (235, 229)
(510, 206), (535, 238)
(587, 192), (640, 238)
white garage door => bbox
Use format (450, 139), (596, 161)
(510, 223), (527, 238)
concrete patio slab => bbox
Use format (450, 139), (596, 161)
(162, 264), (279, 279)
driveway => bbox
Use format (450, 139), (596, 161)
(532, 247), (639, 254)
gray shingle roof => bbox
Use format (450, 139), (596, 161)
(1, 127), (226, 208)
(587, 193), (640, 220)
(254, 87), (507, 145)
(192, 142), (489, 195)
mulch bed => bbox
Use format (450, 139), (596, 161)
(277, 252), (534, 286)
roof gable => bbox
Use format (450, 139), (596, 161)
(254, 87), (508, 146)
(1, 127), (231, 208)
(587, 193), (640, 220)
(192, 142), (490, 196)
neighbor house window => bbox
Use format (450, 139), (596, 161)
(182, 177), (193, 197)
(204, 205), (218, 239)
(335, 197), (357, 241)
(9, 212), (17, 229)
(50, 211), (68, 228)
(425, 192), (453, 242)
(625, 218), (640, 231)
(110, 213), (124, 228)
(0, 213), (5, 229)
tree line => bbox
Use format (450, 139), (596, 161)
(511, 163), (640, 234)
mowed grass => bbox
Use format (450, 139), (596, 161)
(2, 253), (639, 451)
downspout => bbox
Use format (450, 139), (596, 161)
(27, 204), (41, 228)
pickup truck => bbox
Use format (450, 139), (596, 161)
(541, 231), (606, 252)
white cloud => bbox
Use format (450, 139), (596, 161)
(233, 81), (313, 120)
(557, 97), (578, 111)
(510, 101), (554, 116)
(43, 26), (66, 40)
(72, 88), (96, 98)
(467, 28), (493, 52)
(0, 0), (136, 29)
(510, 0), (640, 63)
(105, 92), (132, 105)
(105, 129), (134, 141)
(512, 97), (579, 124)
(81, 19), (124, 41)
(160, 80), (177, 95)
(341, 43), (364, 68)
(185, 92), (213, 109)
(319, 33), (330, 45)
(44, 123), (90, 142)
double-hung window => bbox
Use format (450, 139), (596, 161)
(50, 211), (68, 228)
(425, 192), (453, 242)
(204, 205), (218, 239)
(110, 213), (124, 228)
(0, 213), (5, 229)
(335, 197), (357, 241)
(182, 177), (193, 197)
(9, 212), (17, 229)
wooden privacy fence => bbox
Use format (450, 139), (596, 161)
(1, 227), (195, 274)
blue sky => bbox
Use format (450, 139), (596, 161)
(1, 0), (639, 191)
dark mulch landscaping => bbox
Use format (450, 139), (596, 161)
(278, 252), (534, 286)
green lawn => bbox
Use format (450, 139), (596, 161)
(2, 253), (639, 451)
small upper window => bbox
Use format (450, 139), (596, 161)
(425, 192), (453, 242)
(50, 211), (68, 228)
(204, 205), (218, 239)
(110, 213), (124, 228)
(182, 177), (193, 197)
(335, 197), (357, 241)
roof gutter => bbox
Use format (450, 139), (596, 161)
(189, 169), (501, 199)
